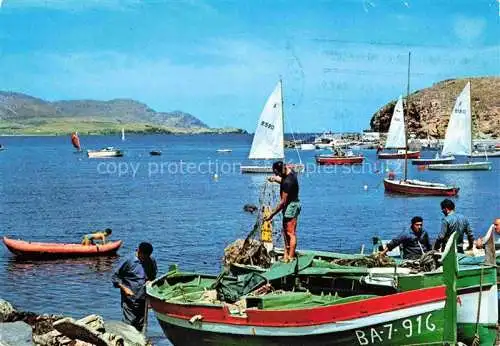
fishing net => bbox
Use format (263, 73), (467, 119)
(329, 254), (396, 268)
(222, 181), (281, 268)
(399, 250), (440, 272)
(223, 238), (272, 268)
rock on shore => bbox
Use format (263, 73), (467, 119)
(0, 299), (150, 346)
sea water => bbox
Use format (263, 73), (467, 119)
(0, 134), (498, 345)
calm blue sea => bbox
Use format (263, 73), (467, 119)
(0, 134), (498, 345)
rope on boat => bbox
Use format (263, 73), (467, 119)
(471, 265), (485, 346)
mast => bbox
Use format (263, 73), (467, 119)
(404, 51), (411, 181)
(468, 80), (472, 157)
(280, 78), (285, 160)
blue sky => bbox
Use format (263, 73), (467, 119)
(0, 0), (498, 132)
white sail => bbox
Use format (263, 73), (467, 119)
(385, 96), (406, 149)
(441, 82), (471, 156)
(248, 81), (284, 160)
(121, 128), (125, 141)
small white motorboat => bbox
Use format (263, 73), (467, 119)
(87, 147), (124, 158)
(216, 149), (232, 153)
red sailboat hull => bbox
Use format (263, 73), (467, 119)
(315, 155), (364, 165)
(383, 179), (459, 196)
(378, 151), (420, 159)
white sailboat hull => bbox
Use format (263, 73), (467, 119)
(87, 148), (124, 158)
(241, 163), (305, 174)
(428, 161), (492, 171)
(468, 151), (500, 158)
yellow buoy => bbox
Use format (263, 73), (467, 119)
(261, 206), (273, 243)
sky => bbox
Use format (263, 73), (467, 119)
(0, 0), (498, 132)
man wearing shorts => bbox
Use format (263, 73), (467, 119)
(266, 161), (301, 262)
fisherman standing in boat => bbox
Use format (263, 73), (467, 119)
(474, 218), (500, 263)
(112, 242), (157, 331)
(265, 161), (301, 263)
(433, 199), (474, 253)
(379, 216), (432, 260)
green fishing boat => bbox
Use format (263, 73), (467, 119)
(229, 249), (497, 345)
(147, 234), (460, 346)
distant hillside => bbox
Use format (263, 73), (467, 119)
(370, 77), (500, 139)
(0, 92), (245, 135)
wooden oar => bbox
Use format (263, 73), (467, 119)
(142, 297), (149, 336)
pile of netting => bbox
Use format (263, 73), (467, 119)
(399, 250), (440, 272)
(329, 254), (395, 268)
(222, 181), (280, 268)
(223, 238), (272, 268)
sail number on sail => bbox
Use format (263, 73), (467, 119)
(354, 313), (436, 345)
(260, 120), (275, 130)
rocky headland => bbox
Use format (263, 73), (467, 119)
(370, 77), (500, 139)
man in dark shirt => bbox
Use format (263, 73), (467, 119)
(112, 242), (158, 331)
(433, 199), (474, 253)
(265, 161), (301, 262)
(380, 216), (432, 260)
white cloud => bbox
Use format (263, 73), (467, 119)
(453, 16), (487, 44)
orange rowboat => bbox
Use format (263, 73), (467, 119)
(2, 237), (123, 259)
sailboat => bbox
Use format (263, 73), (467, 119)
(377, 97), (420, 160)
(383, 52), (460, 196)
(71, 132), (81, 152)
(121, 128), (125, 141)
(241, 80), (304, 174)
(428, 82), (492, 171)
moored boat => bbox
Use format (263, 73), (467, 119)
(382, 53), (458, 196)
(427, 82), (491, 171)
(87, 147), (124, 158)
(241, 163), (305, 174)
(378, 150), (420, 159)
(150, 150), (162, 156)
(315, 154), (364, 165)
(240, 80), (303, 174)
(383, 178), (459, 196)
(411, 156), (455, 165)
(428, 162), (492, 171)
(468, 151), (500, 158)
(2, 237), (123, 259)
(216, 149), (232, 153)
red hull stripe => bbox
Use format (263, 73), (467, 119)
(384, 180), (459, 196)
(315, 156), (364, 165)
(149, 286), (446, 328)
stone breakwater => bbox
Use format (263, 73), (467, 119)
(0, 299), (150, 346)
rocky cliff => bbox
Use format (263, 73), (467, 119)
(370, 77), (500, 139)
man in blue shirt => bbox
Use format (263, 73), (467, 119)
(112, 242), (158, 331)
(433, 199), (474, 253)
(379, 216), (432, 260)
